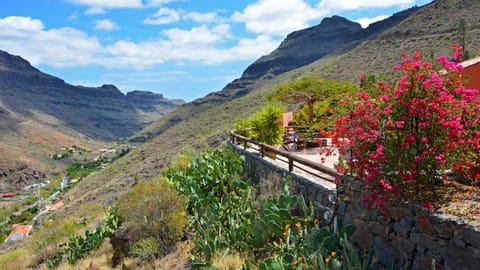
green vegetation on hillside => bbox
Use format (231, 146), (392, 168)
(164, 148), (370, 269)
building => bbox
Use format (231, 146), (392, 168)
(460, 56), (480, 89)
(5, 224), (32, 242)
(61, 175), (69, 190)
(0, 192), (15, 198)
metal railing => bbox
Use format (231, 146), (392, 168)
(229, 131), (339, 182)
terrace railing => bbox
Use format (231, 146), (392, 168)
(229, 130), (339, 182)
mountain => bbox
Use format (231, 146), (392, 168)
(0, 50), (184, 189)
(126, 90), (185, 125)
(0, 50), (184, 141)
(58, 0), (480, 210)
(3, 0), (480, 263)
(131, 6), (418, 142)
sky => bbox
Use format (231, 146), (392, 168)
(0, 0), (432, 101)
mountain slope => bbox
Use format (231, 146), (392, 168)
(298, 0), (480, 82)
(0, 50), (184, 140)
(132, 6), (418, 142)
(4, 0), (480, 263)
(58, 0), (480, 212)
(0, 50), (183, 189)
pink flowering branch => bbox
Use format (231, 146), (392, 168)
(336, 44), (480, 219)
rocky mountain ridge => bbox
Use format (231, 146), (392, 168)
(0, 49), (184, 140)
(132, 7), (419, 142)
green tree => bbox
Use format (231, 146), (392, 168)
(458, 18), (470, 60)
(270, 77), (357, 124)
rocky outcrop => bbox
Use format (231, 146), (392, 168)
(127, 90), (184, 114)
(0, 163), (46, 191)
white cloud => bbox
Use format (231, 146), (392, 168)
(212, 35), (279, 64)
(183, 11), (218, 23)
(104, 25), (278, 67)
(0, 16), (44, 35)
(67, 0), (142, 8)
(0, 16), (103, 67)
(355, 15), (388, 28)
(0, 16), (278, 69)
(232, 0), (322, 36)
(145, 0), (175, 6)
(68, 12), (80, 20)
(317, 0), (415, 11)
(86, 7), (106, 14)
(94, 19), (118, 30)
(211, 24), (232, 39)
(144, 9), (220, 25)
(162, 25), (224, 45)
(143, 7), (180, 24)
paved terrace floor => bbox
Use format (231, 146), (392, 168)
(239, 144), (339, 191)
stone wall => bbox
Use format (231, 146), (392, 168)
(231, 143), (336, 223)
(230, 143), (480, 270)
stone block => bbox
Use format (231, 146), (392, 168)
(453, 233), (466, 247)
(410, 232), (440, 251)
(373, 236), (399, 268)
(415, 218), (434, 236)
(368, 221), (389, 238)
(442, 242), (480, 270)
(412, 255), (444, 270)
(390, 234), (415, 259)
(456, 226), (480, 249)
(392, 221), (410, 238)
(351, 219), (373, 251)
(389, 207), (404, 221)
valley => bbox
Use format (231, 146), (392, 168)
(1, 0), (480, 269)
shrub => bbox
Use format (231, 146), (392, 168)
(0, 248), (32, 270)
(128, 237), (159, 265)
(250, 103), (285, 146)
(165, 148), (368, 269)
(116, 178), (187, 260)
(336, 44), (480, 218)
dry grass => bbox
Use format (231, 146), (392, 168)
(210, 249), (247, 270)
(0, 248), (34, 270)
(36, 241), (114, 270)
(123, 241), (193, 270)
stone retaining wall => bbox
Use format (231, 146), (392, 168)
(230, 143), (480, 270)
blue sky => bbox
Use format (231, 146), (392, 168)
(0, 0), (431, 101)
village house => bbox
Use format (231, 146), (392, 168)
(460, 55), (480, 89)
(5, 224), (32, 242)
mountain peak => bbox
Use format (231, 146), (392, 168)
(0, 50), (39, 72)
(99, 84), (119, 91)
(319, 15), (362, 29)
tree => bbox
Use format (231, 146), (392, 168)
(270, 77), (357, 124)
(458, 18), (470, 60)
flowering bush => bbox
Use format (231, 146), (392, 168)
(336, 44), (480, 218)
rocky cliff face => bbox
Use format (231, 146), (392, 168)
(241, 7), (419, 82)
(242, 16), (363, 81)
(0, 50), (184, 140)
(126, 90), (185, 124)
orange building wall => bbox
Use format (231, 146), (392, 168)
(461, 63), (480, 90)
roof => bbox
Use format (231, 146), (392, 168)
(5, 224), (32, 242)
(51, 200), (64, 210)
(0, 192), (15, 197)
(460, 56), (480, 68)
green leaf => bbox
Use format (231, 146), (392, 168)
(341, 224), (356, 238)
